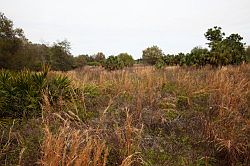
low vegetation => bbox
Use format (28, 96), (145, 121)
(1, 65), (249, 165)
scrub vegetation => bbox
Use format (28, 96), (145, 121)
(0, 12), (250, 166)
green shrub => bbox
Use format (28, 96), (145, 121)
(155, 58), (166, 69)
(83, 84), (101, 109)
(0, 67), (72, 118)
(117, 53), (134, 67)
(104, 56), (124, 71)
(142, 45), (164, 65)
(87, 61), (101, 66)
(47, 74), (71, 104)
(0, 70), (47, 118)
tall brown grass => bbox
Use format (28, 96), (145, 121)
(48, 65), (250, 165)
(1, 64), (249, 165)
(40, 92), (144, 166)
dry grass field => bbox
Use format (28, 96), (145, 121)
(1, 65), (249, 165)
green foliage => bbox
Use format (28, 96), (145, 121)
(102, 52), (134, 70)
(117, 53), (134, 67)
(205, 26), (246, 67)
(0, 13), (75, 71)
(175, 53), (186, 66)
(0, 67), (71, 118)
(246, 46), (250, 63)
(104, 55), (124, 71)
(161, 82), (177, 95)
(142, 45), (164, 65)
(10, 43), (51, 71)
(87, 61), (101, 66)
(223, 34), (246, 65)
(81, 84), (101, 117)
(92, 52), (106, 65)
(47, 74), (71, 103)
(74, 54), (88, 68)
(185, 47), (210, 67)
(144, 149), (171, 165)
(84, 84), (100, 98)
(155, 58), (165, 69)
(74, 53), (106, 68)
(205, 26), (225, 48)
(0, 12), (26, 69)
(163, 54), (175, 66)
(49, 40), (75, 71)
(0, 70), (47, 118)
(164, 109), (179, 121)
(1, 11), (248, 71)
(142, 27), (247, 68)
(135, 58), (143, 64)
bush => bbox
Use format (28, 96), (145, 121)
(104, 55), (124, 71)
(142, 45), (164, 65)
(0, 70), (47, 118)
(155, 58), (166, 69)
(0, 66), (72, 118)
(117, 53), (134, 67)
(87, 61), (101, 66)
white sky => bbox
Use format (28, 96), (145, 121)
(1, 0), (250, 59)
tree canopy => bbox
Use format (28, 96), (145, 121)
(0, 12), (248, 71)
(142, 46), (164, 65)
(117, 53), (134, 67)
(204, 26), (246, 67)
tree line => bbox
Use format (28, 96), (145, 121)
(143, 26), (249, 68)
(0, 12), (136, 71)
(1, 12), (250, 71)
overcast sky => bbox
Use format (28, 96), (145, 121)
(1, 0), (250, 59)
